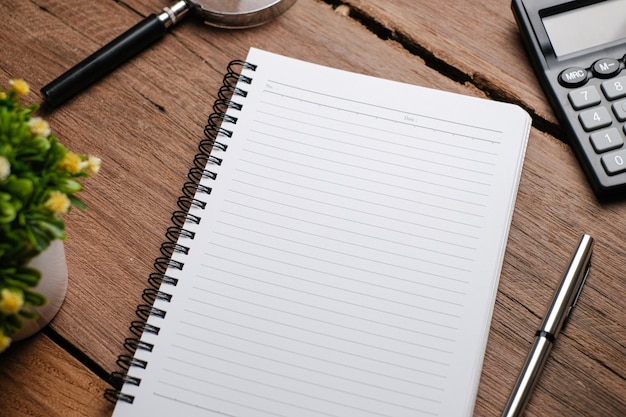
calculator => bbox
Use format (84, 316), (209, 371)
(512, 0), (626, 199)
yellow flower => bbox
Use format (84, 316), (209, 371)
(45, 190), (71, 214)
(60, 151), (86, 174)
(0, 331), (10, 353)
(0, 92), (6, 100)
(0, 156), (10, 181)
(86, 155), (101, 174)
(0, 288), (24, 314)
(9, 78), (29, 96)
(28, 117), (51, 137)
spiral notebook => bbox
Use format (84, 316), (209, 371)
(106, 48), (531, 417)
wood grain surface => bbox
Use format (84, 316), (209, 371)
(0, 0), (624, 416)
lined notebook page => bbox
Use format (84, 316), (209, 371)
(113, 48), (530, 417)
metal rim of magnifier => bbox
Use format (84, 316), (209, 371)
(188, 0), (299, 29)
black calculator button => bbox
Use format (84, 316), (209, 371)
(568, 86), (601, 110)
(601, 76), (626, 100)
(590, 128), (623, 152)
(612, 99), (626, 121)
(602, 149), (626, 175)
(592, 58), (621, 78)
(559, 67), (588, 87)
(579, 107), (612, 131)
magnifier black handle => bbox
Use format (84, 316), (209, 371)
(41, 14), (167, 108)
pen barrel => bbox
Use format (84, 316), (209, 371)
(501, 335), (554, 417)
(40, 14), (168, 108)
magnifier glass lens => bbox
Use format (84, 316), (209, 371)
(192, 0), (287, 13)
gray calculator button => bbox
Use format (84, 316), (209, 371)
(612, 99), (626, 121)
(601, 76), (626, 100)
(602, 149), (626, 175)
(590, 128), (623, 152)
(568, 86), (601, 110)
(579, 107), (612, 131)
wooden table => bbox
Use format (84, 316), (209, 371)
(1, 0), (625, 416)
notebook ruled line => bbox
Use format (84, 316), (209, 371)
(159, 366), (418, 417)
(210, 256), (467, 307)
(180, 306), (453, 368)
(152, 393), (238, 417)
(228, 176), (484, 230)
(173, 326), (451, 391)
(215, 221), (473, 272)
(176, 322), (450, 384)
(263, 81), (503, 140)
(190, 268), (455, 342)
(156, 381), (303, 417)
(228, 177), (481, 232)
(217, 216), (475, 262)
(190, 278), (460, 340)
(249, 128), (497, 179)
(227, 187), (481, 245)
(200, 267), (461, 333)
(168, 351), (445, 404)
(240, 148), (491, 202)
(253, 113), (499, 162)
(210, 234), (472, 285)
(162, 355), (441, 414)
(206, 241), (469, 294)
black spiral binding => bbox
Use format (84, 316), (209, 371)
(104, 59), (257, 405)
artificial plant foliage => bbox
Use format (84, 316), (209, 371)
(0, 79), (100, 351)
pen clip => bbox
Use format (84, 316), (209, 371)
(540, 234), (594, 337)
(563, 256), (591, 329)
(571, 257), (591, 310)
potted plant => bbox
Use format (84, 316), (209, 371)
(0, 79), (100, 352)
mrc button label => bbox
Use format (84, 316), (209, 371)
(559, 67), (588, 87)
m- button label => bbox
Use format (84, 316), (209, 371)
(559, 67), (588, 87)
(593, 58), (621, 78)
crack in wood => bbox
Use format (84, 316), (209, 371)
(318, 0), (565, 142)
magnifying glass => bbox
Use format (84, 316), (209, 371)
(40, 0), (298, 107)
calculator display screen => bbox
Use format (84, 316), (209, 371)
(542, 0), (626, 57)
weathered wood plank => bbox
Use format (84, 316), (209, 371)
(0, 334), (113, 417)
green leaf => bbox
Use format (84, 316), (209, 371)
(0, 313), (23, 336)
(0, 201), (16, 223)
(68, 194), (86, 210)
(22, 289), (46, 307)
(1, 266), (41, 287)
(4, 177), (33, 201)
(18, 309), (38, 320)
(56, 178), (82, 194)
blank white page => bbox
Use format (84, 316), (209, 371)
(112, 48), (530, 417)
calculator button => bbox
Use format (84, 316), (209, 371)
(601, 76), (626, 100)
(558, 67), (588, 87)
(568, 86), (601, 110)
(590, 128), (623, 152)
(602, 149), (626, 175)
(579, 107), (612, 131)
(612, 99), (626, 121)
(592, 58), (621, 78)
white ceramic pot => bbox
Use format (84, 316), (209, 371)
(13, 240), (68, 341)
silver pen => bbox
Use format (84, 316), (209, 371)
(501, 234), (594, 417)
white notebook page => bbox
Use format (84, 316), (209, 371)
(113, 48), (530, 417)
